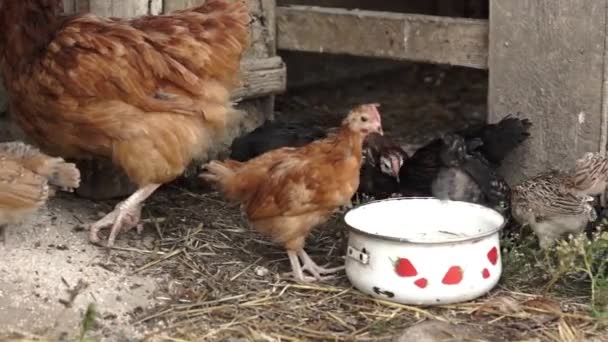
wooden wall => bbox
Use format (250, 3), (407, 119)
(488, 0), (607, 184)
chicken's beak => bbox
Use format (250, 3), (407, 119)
(391, 159), (401, 182)
(376, 125), (384, 136)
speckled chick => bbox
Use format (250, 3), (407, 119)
(564, 152), (608, 197)
(511, 169), (597, 249)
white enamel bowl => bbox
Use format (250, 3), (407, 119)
(343, 197), (505, 306)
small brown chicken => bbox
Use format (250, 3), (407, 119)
(200, 104), (383, 282)
(0, 141), (80, 243)
(0, 0), (250, 246)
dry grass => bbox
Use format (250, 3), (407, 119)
(82, 185), (607, 342)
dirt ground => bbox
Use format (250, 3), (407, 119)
(0, 61), (606, 341)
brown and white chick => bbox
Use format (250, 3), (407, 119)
(563, 152), (608, 197)
(511, 169), (597, 249)
(0, 142), (81, 243)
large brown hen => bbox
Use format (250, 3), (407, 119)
(0, 0), (250, 246)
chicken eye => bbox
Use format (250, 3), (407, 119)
(361, 116), (368, 122)
(381, 159), (391, 171)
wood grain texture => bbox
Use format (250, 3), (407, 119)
(233, 57), (286, 100)
(488, 0), (607, 184)
(277, 6), (488, 69)
(67, 0), (159, 17)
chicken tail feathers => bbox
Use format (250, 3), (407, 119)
(0, 141), (81, 191)
(200, 160), (242, 199)
(478, 115), (532, 165)
(38, 158), (81, 192)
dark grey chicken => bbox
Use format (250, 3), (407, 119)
(431, 133), (511, 215)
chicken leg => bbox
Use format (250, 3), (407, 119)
(89, 184), (160, 247)
(286, 249), (345, 282)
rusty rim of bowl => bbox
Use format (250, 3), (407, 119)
(343, 197), (507, 245)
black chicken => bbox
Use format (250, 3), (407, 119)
(229, 120), (327, 161)
(361, 115), (532, 206)
(358, 132), (409, 197)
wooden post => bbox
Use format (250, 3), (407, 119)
(488, 0), (608, 184)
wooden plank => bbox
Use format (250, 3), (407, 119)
(67, 0), (162, 16)
(277, 6), (488, 69)
(488, 0), (607, 184)
(163, 0), (203, 12)
(278, 1), (438, 15)
(233, 57), (286, 100)
(62, 0), (77, 12)
(86, 0), (153, 17)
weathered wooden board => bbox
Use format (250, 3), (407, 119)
(277, 6), (489, 69)
(66, 0), (162, 16)
(233, 57), (286, 100)
(488, 0), (607, 184)
(278, 0), (489, 18)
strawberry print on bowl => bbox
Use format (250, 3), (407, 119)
(394, 257), (418, 277)
(442, 266), (464, 285)
(487, 246), (499, 265)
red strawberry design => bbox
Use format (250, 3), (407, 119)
(487, 247), (498, 265)
(482, 268), (490, 279)
(442, 266), (463, 285)
(414, 278), (428, 288)
(395, 258), (418, 277)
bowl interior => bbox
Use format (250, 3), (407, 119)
(344, 198), (505, 243)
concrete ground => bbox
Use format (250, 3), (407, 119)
(0, 195), (163, 341)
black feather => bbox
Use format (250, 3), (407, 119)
(229, 121), (327, 162)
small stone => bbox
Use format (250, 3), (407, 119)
(255, 266), (269, 277)
(395, 320), (484, 342)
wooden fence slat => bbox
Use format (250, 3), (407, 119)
(277, 5), (489, 69)
(233, 57), (286, 100)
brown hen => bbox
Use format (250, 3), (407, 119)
(200, 104), (384, 282)
(0, 0), (250, 246)
(0, 141), (80, 243)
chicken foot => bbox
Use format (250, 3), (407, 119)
(89, 184), (161, 247)
(286, 249), (345, 282)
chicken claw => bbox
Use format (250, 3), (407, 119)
(89, 184), (160, 247)
(287, 249), (345, 283)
